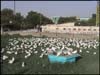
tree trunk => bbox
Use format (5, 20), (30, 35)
(1, 26), (3, 34)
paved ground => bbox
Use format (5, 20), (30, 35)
(2, 30), (99, 39)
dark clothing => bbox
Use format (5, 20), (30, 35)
(37, 26), (42, 32)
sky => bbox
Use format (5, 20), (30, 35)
(1, 1), (97, 18)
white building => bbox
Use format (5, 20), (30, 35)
(79, 17), (90, 21)
(41, 22), (99, 35)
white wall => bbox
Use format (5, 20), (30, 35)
(42, 26), (99, 35)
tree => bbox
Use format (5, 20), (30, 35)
(1, 8), (14, 26)
(25, 11), (53, 28)
(1, 8), (15, 31)
(41, 15), (53, 25)
(14, 13), (24, 30)
(25, 11), (41, 29)
(1, 8), (53, 30)
(88, 18), (96, 26)
(58, 16), (77, 24)
(1, 8), (24, 30)
(96, 1), (100, 26)
(87, 13), (96, 26)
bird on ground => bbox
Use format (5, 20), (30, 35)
(93, 52), (96, 55)
(22, 62), (25, 67)
(86, 51), (90, 53)
(3, 55), (8, 60)
(8, 57), (15, 64)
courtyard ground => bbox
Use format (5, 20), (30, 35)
(1, 34), (99, 74)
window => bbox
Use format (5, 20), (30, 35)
(83, 29), (86, 31)
(78, 28), (81, 31)
(68, 28), (71, 30)
(93, 29), (96, 31)
(63, 28), (66, 30)
(73, 28), (76, 30)
(44, 27), (47, 29)
(56, 28), (59, 30)
(88, 29), (91, 31)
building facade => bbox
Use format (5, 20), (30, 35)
(41, 23), (99, 35)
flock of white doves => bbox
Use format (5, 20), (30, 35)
(1, 37), (99, 67)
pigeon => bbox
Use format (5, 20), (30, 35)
(22, 62), (25, 67)
(8, 57), (15, 64)
(3, 55), (8, 60)
(1, 48), (5, 53)
(34, 51), (38, 54)
(93, 52), (96, 55)
(25, 53), (31, 59)
(39, 53), (44, 58)
(7, 51), (12, 54)
(72, 50), (77, 54)
(86, 51), (90, 53)
(57, 51), (62, 56)
(79, 49), (82, 53)
(15, 51), (18, 55)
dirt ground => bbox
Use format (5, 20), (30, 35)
(2, 30), (99, 39)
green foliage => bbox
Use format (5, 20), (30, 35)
(75, 14), (96, 26)
(14, 13), (24, 30)
(41, 15), (53, 25)
(1, 8), (53, 30)
(96, 3), (100, 26)
(88, 18), (96, 26)
(58, 16), (77, 24)
(25, 11), (40, 28)
(1, 8), (98, 30)
(1, 8), (24, 30)
(1, 8), (14, 25)
(25, 11), (53, 29)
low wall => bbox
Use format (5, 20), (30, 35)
(42, 26), (99, 35)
